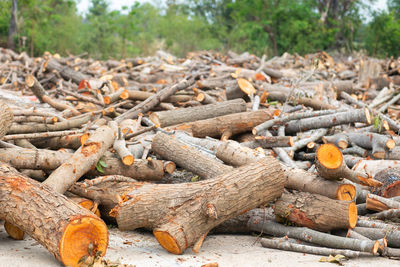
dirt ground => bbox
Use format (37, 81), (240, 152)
(0, 224), (396, 267)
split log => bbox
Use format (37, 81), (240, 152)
(366, 193), (400, 212)
(0, 162), (108, 267)
(152, 132), (232, 179)
(111, 157), (285, 254)
(372, 167), (400, 198)
(353, 227), (400, 248)
(0, 101), (13, 139)
(25, 74), (80, 116)
(315, 144), (382, 187)
(260, 238), (361, 258)
(274, 191), (357, 232)
(248, 218), (380, 254)
(171, 110), (273, 140)
(285, 108), (371, 134)
(44, 125), (115, 193)
(149, 98), (246, 127)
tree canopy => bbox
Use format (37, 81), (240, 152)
(1, 0), (399, 59)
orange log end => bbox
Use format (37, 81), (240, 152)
(122, 155), (134, 166)
(153, 230), (182, 255)
(336, 184), (356, 201)
(348, 202), (357, 229)
(60, 216), (108, 267)
(317, 144), (343, 169)
(4, 221), (25, 240)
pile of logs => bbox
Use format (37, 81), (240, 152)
(1, 47), (400, 265)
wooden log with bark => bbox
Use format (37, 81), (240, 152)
(0, 101), (13, 139)
(274, 191), (357, 232)
(110, 157), (285, 254)
(149, 98), (246, 127)
(372, 167), (400, 198)
(0, 162), (108, 267)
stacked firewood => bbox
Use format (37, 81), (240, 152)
(1, 47), (400, 266)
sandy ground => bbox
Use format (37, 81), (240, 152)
(0, 224), (397, 267)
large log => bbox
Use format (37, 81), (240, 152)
(274, 191), (357, 232)
(0, 162), (108, 267)
(372, 167), (400, 198)
(150, 98), (246, 127)
(152, 132), (232, 179)
(111, 157), (285, 254)
(0, 101), (13, 139)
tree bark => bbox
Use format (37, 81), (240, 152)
(152, 132), (232, 179)
(274, 191), (357, 232)
(43, 125), (115, 193)
(0, 162), (108, 267)
(171, 110), (273, 140)
(372, 167), (400, 198)
(46, 58), (89, 84)
(248, 218), (380, 254)
(111, 157), (285, 254)
(150, 98), (246, 127)
(353, 227), (400, 248)
(0, 101), (13, 139)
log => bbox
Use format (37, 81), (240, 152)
(46, 58), (89, 84)
(25, 74), (80, 116)
(0, 148), (165, 181)
(285, 108), (371, 134)
(0, 162), (108, 267)
(152, 132), (232, 179)
(214, 140), (356, 201)
(345, 133), (395, 159)
(260, 238), (361, 258)
(0, 101), (13, 139)
(353, 227), (400, 248)
(111, 157), (285, 254)
(252, 135), (294, 148)
(315, 144), (382, 187)
(44, 125), (115, 193)
(372, 167), (400, 198)
(150, 98), (246, 127)
(366, 193), (400, 212)
(274, 191), (357, 232)
(171, 110), (273, 140)
(115, 77), (194, 122)
(248, 218), (380, 254)
(352, 160), (400, 179)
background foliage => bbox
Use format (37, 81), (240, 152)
(1, 0), (399, 59)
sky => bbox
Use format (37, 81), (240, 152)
(76, 0), (389, 16)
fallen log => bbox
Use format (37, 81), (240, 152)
(44, 125), (115, 193)
(366, 193), (400, 212)
(285, 108), (371, 134)
(260, 238), (361, 258)
(315, 143), (382, 187)
(46, 58), (89, 84)
(345, 133), (395, 159)
(171, 110), (273, 140)
(152, 132), (232, 179)
(248, 218), (380, 254)
(0, 162), (108, 267)
(111, 157), (285, 254)
(274, 191), (357, 232)
(353, 227), (400, 248)
(352, 159), (400, 179)
(149, 98), (246, 127)
(0, 102), (13, 139)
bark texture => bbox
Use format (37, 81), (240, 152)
(0, 102), (13, 139)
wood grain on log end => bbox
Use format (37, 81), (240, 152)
(59, 215), (108, 267)
(153, 230), (182, 255)
(164, 161), (176, 174)
(348, 202), (357, 228)
(122, 155), (134, 166)
(317, 143), (342, 170)
(337, 184), (357, 201)
(364, 107), (371, 125)
(4, 221), (24, 240)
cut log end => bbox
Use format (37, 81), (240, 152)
(120, 89), (129, 100)
(103, 96), (112, 105)
(337, 140), (348, 149)
(149, 113), (161, 126)
(348, 202), (357, 229)
(25, 74), (35, 87)
(4, 221), (25, 240)
(164, 161), (176, 174)
(317, 144), (343, 169)
(122, 155), (134, 166)
(59, 216), (108, 267)
(153, 230), (182, 255)
(364, 107), (371, 125)
(80, 133), (90, 145)
(76, 199), (101, 217)
(337, 184), (356, 201)
(386, 139), (396, 150)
